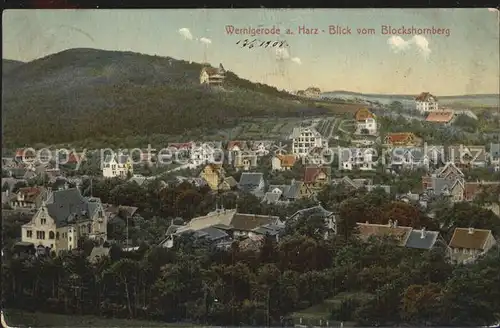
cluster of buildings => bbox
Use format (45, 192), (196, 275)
(357, 220), (497, 265)
(2, 90), (499, 264)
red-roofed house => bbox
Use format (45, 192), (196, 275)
(10, 187), (47, 211)
(300, 166), (331, 197)
(271, 154), (297, 171)
(354, 108), (378, 135)
(464, 181), (500, 202)
(227, 141), (248, 152)
(384, 133), (421, 147)
(15, 148), (36, 161)
(426, 111), (455, 124)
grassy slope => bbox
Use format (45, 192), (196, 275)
(291, 292), (373, 325)
(3, 309), (195, 327)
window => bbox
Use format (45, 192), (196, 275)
(27, 230), (33, 238)
(98, 211), (103, 218)
(49, 231), (55, 239)
(41, 218), (46, 225)
(56, 232), (59, 240)
(36, 231), (46, 239)
(69, 237), (72, 242)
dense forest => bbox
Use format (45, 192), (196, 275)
(2, 177), (500, 326)
(2, 49), (327, 147)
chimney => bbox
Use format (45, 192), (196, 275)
(388, 219), (393, 227)
(365, 220), (369, 224)
(64, 182), (69, 190)
(420, 227), (426, 239)
(394, 220), (398, 227)
(468, 227), (474, 234)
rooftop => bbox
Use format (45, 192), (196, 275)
(449, 228), (492, 250)
(426, 111), (454, 123)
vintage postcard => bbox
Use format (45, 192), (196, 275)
(2, 8), (500, 328)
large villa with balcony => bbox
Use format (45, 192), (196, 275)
(20, 187), (108, 254)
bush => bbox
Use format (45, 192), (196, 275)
(330, 297), (362, 321)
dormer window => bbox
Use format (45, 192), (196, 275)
(41, 218), (46, 225)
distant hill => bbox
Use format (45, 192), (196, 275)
(2, 48), (328, 147)
(322, 90), (500, 108)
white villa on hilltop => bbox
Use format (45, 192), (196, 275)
(415, 92), (439, 113)
(200, 64), (226, 86)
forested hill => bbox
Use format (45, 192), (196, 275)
(2, 48), (319, 147)
(2, 59), (25, 74)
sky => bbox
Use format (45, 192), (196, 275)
(2, 9), (499, 95)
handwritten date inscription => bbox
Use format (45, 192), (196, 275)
(236, 39), (289, 49)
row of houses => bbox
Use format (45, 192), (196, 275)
(357, 220), (497, 264)
(196, 161), (498, 212)
(14, 182), (497, 266)
(160, 203), (336, 250)
(8, 163), (498, 262)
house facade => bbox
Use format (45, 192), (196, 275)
(9, 187), (47, 211)
(489, 143), (500, 172)
(238, 172), (266, 197)
(261, 180), (303, 204)
(271, 154), (297, 171)
(199, 164), (225, 191)
(290, 127), (328, 158)
(303, 166), (331, 195)
(415, 92), (438, 113)
(250, 140), (273, 157)
(447, 145), (487, 169)
(191, 142), (222, 167)
(102, 154), (133, 178)
(233, 151), (258, 171)
(288, 204), (337, 239)
(163, 208), (282, 248)
(21, 188), (108, 253)
(340, 147), (377, 171)
(227, 141), (249, 153)
(384, 133), (422, 147)
(357, 222), (444, 251)
(448, 228), (497, 264)
(354, 108), (378, 135)
(200, 64), (226, 86)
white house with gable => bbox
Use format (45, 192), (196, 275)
(102, 154), (133, 178)
(290, 126), (328, 158)
(415, 92), (439, 113)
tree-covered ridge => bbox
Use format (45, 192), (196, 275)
(2, 49), (315, 147)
